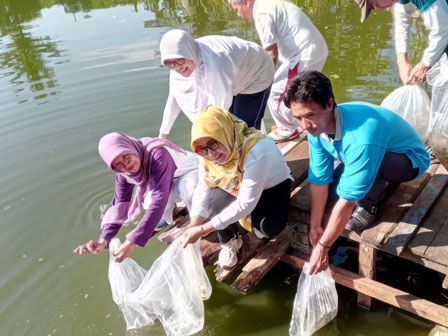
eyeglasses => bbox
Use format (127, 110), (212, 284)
(195, 139), (219, 156)
(164, 58), (186, 69)
(112, 154), (131, 172)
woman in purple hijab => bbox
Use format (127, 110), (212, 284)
(74, 132), (198, 262)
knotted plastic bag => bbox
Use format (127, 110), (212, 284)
(381, 84), (430, 139)
(108, 238), (212, 335)
(427, 54), (448, 169)
(289, 263), (338, 336)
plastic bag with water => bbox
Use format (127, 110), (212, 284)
(381, 84), (431, 139)
(108, 238), (212, 335)
(427, 54), (448, 169)
(289, 263), (338, 336)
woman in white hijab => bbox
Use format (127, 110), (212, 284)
(158, 29), (275, 138)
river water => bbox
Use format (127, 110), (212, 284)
(0, 0), (434, 335)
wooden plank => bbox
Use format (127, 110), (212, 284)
(361, 163), (439, 248)
(423, 215), (448, 268)
(215, 233), (265, 282)
(283, 140), (310, 190)
(384, 165), (448, 255)
(289, 181), (310, 213)
(408, 185), (448, 260)
(281, 252), (448, 328)
(279, 132), (307, 156)
(231, 230), (290, 294)
(357, 243), (377, 309)
(199, 231), (221, 266)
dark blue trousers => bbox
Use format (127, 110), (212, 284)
(229, 85), (271, 130)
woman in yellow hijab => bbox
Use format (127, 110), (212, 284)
(180, 106), (292, 268)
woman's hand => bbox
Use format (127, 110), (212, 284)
(73, 240), (106, 255)
(180, 226), (203, 248)
(309, 242), (330, 275)
(158, 133), (167, 139)
(409, 61), (430, 84)
(397, 59), (413, 85)
(309, 225), (324, 247)
(113, 240), (136, 263)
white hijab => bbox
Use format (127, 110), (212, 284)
(160, 29), (210, 116)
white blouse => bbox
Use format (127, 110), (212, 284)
(159, 35), (274, 135)
(190, 137), (292, 230)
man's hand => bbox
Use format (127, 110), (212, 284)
(309, 225), (324, 247)
(158, 133), (167, 139)
(397, 58), (413, 85)
(309, 242), (330, 275)
(73, 240), (106, 255)
(409, 61), (430, 84)
(113, 240), (136, 263)
(180, 226), (203, 248)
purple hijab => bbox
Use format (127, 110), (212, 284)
(98, 132), (185, 227)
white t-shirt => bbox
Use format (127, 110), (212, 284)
(164, 147), (199, 178)
(253, 0), (328, 64)
(394, 0), (448, 66)
(190, 137), (292, 230)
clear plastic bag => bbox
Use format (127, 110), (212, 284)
(108, 238), (212, 335)
(381, 84), (431, 139)
(289, 263), (338, 336)
(427, 54), (448, 169)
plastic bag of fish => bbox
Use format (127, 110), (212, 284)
(108, 238), (211, 335)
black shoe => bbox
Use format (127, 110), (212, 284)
(346, 205), (378, 231)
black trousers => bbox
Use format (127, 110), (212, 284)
(328, 152), (419, 210)
(218, 178), (291, 244)
(229, 85), (271, 130)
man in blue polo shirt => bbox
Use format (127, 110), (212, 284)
(283, 71), (430, 274)
(352, 0), (448, 85)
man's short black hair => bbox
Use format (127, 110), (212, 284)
(283, 70), (335, 109)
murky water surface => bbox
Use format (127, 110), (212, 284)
(0, 0), (434, 335)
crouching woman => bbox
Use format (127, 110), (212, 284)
(180, 106), (292, 268)
(74, 132), (198, 262)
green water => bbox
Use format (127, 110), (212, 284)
(0, 0), (435, 335)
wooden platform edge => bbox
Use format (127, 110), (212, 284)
(280, 252), (448, 328)
(231, 230), (290, 294)
(385, 165), (448, 255)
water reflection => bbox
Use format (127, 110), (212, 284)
(0, 0), (436, 335)
(0, 0), (64, 104)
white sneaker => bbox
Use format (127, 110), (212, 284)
(218, 236), (243, 268)
(253, 227), (269, 239)
(268, 128), (300, 143)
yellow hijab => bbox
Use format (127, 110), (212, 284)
(191, 106), (265, 231)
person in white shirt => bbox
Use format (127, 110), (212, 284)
(158, 29), (275, 138)
(352, 0), (448, 85)
(229, 0), (329, 142)
(178, 106), (292, 268)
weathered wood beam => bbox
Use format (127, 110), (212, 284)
(357, 243), (377, 310)
(215, 233), (265, 282)
(231, 230), (290, 294)
(281, 252), (448, 328)
(384, 165), (448, 255)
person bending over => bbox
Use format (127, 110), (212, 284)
(74, 132), (198, 262)
(159, 29), (274, 137)
(178, 106), (292, 268)
(283, 71), (430, 274)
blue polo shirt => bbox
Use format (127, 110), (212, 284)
(308, 102), (430, 202)
(399, 0), (436, 12)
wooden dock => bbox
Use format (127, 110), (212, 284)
(159, 137), (448, 330)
